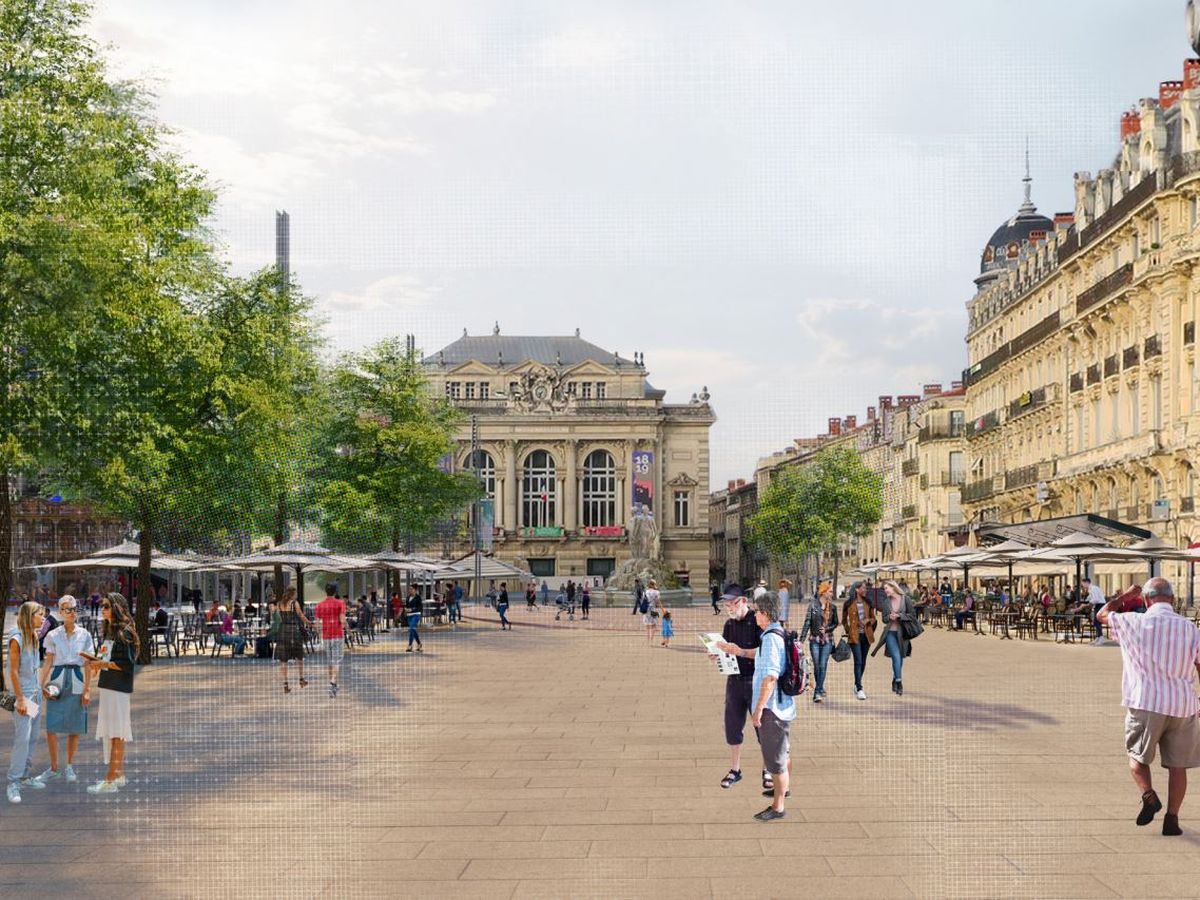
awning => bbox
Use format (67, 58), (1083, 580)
(978, 514), (1152, 547)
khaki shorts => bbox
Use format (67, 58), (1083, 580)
(324, 638), (345, 667)
(1125, 708), (1200, 769)
(758, 709), (790, 775)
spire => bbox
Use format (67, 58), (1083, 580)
(1018, 137), (1036, 215)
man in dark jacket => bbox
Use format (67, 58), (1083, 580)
(713, 584), (770, 793)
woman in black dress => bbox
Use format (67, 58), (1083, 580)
(275, 587), (312, 693)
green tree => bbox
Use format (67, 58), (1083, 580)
(318, 338), (481, 556)
(0, 0), (218, 674)
(748, 445), (883, 594)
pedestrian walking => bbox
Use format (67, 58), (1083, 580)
(710, 582), (721, 615)
(660, 607), (674, 647)
(539, 580), (549, 605)
(7, 602), (48, 804)
(36, 595), (93, 785)
(404, 586), (424, 650)
(1097, 577), (1200, 836)
(450, 581), (464, 624)
(777, 579), (793, 628)
(314, 584), (348, 698)
(497, 583), (511, 630)
(750, 590), (794, 821)
(85, 594), (138, 795)
(525, 583), (538, 611)
(1083, 577), (1108, 644)
(712, 585), (767, 794)
(643, 579), (661, 644)
(798, 582), (838, 703)
(580, 584), (591, 620)
(275, 587), (311, 693)
(842, 581), (876, 701)
(631, 578), (644, 615)
(871, 580), (919, 696)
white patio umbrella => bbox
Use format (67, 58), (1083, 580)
(23, 539), (194, 572)
(217, 540), (354, 604)
(982, 539), (1032, 593)
(1047, 532), (1143, 596)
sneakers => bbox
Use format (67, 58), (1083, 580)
(20, 776), (45, 790)
(855, 688), (867, 701)
(64, 765), (77, 783)
(753, 806), (786, 821)
(35, 768), (59, 783)
(86, 780), (118, 795)
(113, 776), (127, 788)
(328, 682), (339, 699)
(6, 783), (19, 804)
(813, 693), (824, 703)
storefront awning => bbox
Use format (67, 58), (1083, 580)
(978, 513), (1152, 548)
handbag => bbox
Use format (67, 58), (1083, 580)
(831, 637), (851, 662)
(0, 691), (15, 712)
(901, 617), (925, 640)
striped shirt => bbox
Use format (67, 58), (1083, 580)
(1108, 604), (1200, 718)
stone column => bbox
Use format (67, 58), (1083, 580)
(505, 440), (518, 530)
(565, 441), (578, 532)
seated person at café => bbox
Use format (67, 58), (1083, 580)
(204, 599), (221, 623)
(232, 601), (245, 621)
(954, 590), (976, 631)
(151, 601), (169, 630)
(216, 605), (247, 656)
(255, 601), (279, 658)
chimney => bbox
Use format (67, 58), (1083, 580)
(844, 415), (857, 430)
(1186, 58), (1200, 90)
(950, 379), (963, 390)
(922, 383), (942, 397)
(867, 405), (877, 421)
(897, 394), (920, 407)
(736, 479), (746, 489)
(828, 417), (841, 436)
(1160, 80), (1184, 110)
(727, 480), (737, 492)
(1120, 110), (1142, 140)
(878, 395), (893, 410)
(1053, 212), (1075, 231)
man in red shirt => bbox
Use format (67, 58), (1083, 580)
(314, 584), (348, 699)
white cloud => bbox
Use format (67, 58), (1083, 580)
(325, 275), (440, 314)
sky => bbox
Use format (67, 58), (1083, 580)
(91, 0), (1192, 485)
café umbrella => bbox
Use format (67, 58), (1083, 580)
(216, 540), (353, 604)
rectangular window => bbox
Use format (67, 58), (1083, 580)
(580, 382), (592, 399)
(528, 558), (556, 578)
(566, 382), (577, 396)
(1191, 197), (1198, 230)
(587, 557), (615, 578)
(1092, 397), (1101, 447)
(464, 381), (476, 399)
(448, 382), (461, 399)
(595, 382), (607, 399)
(1152, 377), (1163, 430)
(1075, 406), (1085, 453)
(1129, 382), (1139, 435)
(509, 381), (519, 396)
(949, 410), (964, 435)
(1110, 391), (1120, 442)
(479, 382), (489, 400)
(673, 490), (691, 527)
(948, 451), (964, 484)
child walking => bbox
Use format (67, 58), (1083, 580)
(660, 608), (674, 648)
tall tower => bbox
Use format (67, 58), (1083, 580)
(275, 210), (290, 282)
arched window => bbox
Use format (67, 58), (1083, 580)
(522, 450), (556, 528)
(465, 450), (495, 500)
(581, 450), (616, 528)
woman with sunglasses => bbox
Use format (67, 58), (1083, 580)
(84, 594), (139, 794)
(36, 595), (94, 785)
(7, 602), (48, 803)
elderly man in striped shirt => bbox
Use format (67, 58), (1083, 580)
(1097, 577), (1200, 836)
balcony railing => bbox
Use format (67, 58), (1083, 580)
(1123, 345), (1140, 369)
(1123, 505), (1140, 520)
(962, 312), (1060, 388)
(1086, 364), (1101, 386)
(1078, 175), (1159, 248)
(963, 476), (1000, 503)
(901, 458), (920, 476)
(1076, 262), (1133, 315)
(1104, 355), (1119, 378)
(1007, 385), (1049, 421)
(1144, 334), (1162, 359)
(902, 504), (917, 521)
(1070, 372), (1084, 393)
(1185, 321), (1196, 346)
(1182, 497), (1195, 514)
(1005, 464), (1040, 491)
(917, 423), (964, 442)
(966, 410), (1001, 439)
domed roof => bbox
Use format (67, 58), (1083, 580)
(978, 164), (1053, 278)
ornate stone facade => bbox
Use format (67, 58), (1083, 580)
(422, 330), (714, 586)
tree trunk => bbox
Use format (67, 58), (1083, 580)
(0, 465), (10, 692)
(831, 544), (840, 600)
(135, 516), (154, 664)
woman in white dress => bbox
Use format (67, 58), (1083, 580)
(85, 594), (138, 795)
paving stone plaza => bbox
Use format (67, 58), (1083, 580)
(3, 603), (1197, 899)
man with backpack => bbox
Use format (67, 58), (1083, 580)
(749, 590), (795, 821)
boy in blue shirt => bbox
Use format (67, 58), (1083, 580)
(750, 590), (795, 821)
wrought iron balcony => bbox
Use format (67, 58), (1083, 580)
(1182, 497), (1195, 513)
(1076, 262), (1133, 315)
(1123, 346), (1140, 369)
(1005, 464), (1040, 491)
(1007, 386), (1048, 421)
(1185, 321), (1196, 346)
(1070, 372), (1084, 393)
(941, 470), (966, 486)
(901, 457), (920, 476)
(963, 476), (1000, 503)
(1104, 355), (1119, 378)
(1086, 364), (1101, 386)
(1144, 334), (1162, 359)
(918, 423), (964, 442)
(965, 410), (1001, 439)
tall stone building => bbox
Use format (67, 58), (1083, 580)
(422, 327), (714, 586)
(961, 57), (1200, 586)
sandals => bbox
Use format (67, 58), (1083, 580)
(299, 678), (309, 689)
(283, 682), (291, 693)
(720, 769), (742, 789)
(761, 770), (773, 791)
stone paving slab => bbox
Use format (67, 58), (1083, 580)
(2, 603), (1199, 897)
